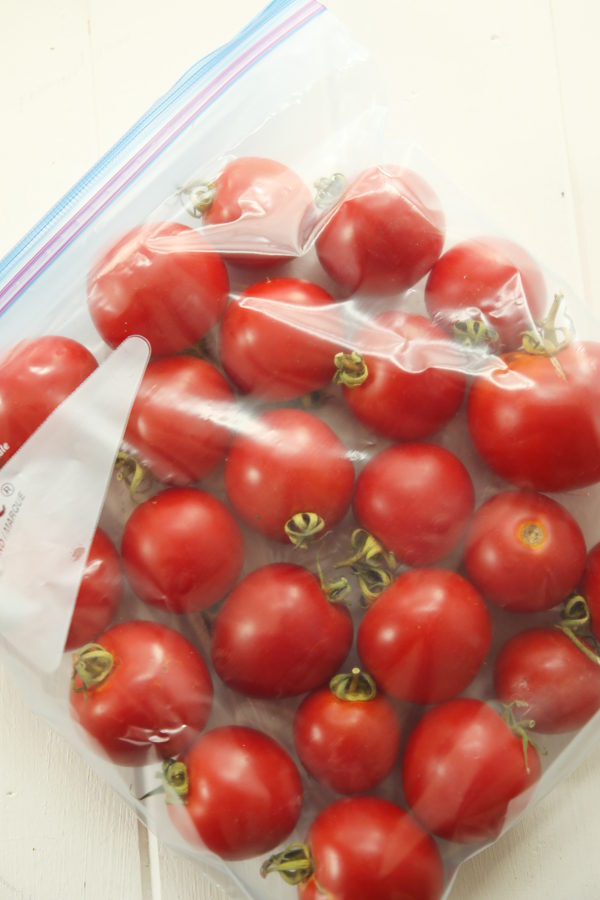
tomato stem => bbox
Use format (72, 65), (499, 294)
(330, 667), (377, 702)
(334, 529), (396, 605)
(501, 701), (546, 773)
(285, 512), (326, 549)
(70, 643), (114, 694)
(179, 179), (217, 217)
(555, 594), (600, 667)
(316, 554), (351, 605)
(115, 451), (152, 502)
(333, 351), (369, 388)
(452, 318), (499, 348)
(260, 842), (314, 885)
(521, 292), (574, 359)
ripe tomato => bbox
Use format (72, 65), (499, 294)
(211, 563), (353, 698)
(225, 408), (354, 544)
(220, 278), (343, 401)
(494, 628), (600, 734)
(353, 443), (474, 565)
(167, 726), (302, 860)
(121, 488), (244, 613)
(315, 165), (445, 295)
(0, 335), (97, 467)
(340, 310), (465, 440)
(467, 342), (600, 491)
(357, 569), (491, 704)
(70, 620), (213, 766)
(582, 543), (600, 640)
(402, 698), (541, 843)
(293, 668), (402, 793)
(65, 528), (123, 651)
(425, 237), (546, 350)
(464, 490), (586, 612)
(87, 222), (229, 357)
(198, 156), (313, 265)
(124, 356), (235, 485)
(263, 797), (443, 900)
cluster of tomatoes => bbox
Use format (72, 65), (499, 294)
(4, 157), (600, 900)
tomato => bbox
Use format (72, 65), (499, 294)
(315, 165), (445, 295)
(293, 668), (402, 794)
(402, 698), (541, 843)
(88, 222), (229, 357)
(353, 443), (475, 565)
(464, 490), (586, 612)
(582, 543), (600, 640)
(494, 628), (600, 734)
(357, 569), (491, 704)
(425, 237), (547, 350)
(263, 797), (443, 900)
(124, 356), (235, 485)
(121, 488), (244, 613)
(198, 157), (313, 265)
(167, 726), (302, 860)
(211, 563), (353, 698)
(340, 310), (465, 440)
(0, 335), (97, 468)
(65, 528), (123, 651)
(220, 278), (344, 401)
(70, 620), (213, 766)
(225, 409), (354, 544)
(467, 342), (600, 491)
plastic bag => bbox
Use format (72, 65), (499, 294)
(2, 2), (600, 898)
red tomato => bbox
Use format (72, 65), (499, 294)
(65, 528), (123, 651)
(199, 157), (313, 265)
(467, 343), (600, 491)
(211, 563), (353, 698)
(70, 620), (213, 766)
(121, 488), (244, 613)
(220, 278), (344, 401)
(315, 165), (445, 295)
(88, 222), (229, 357)
(582, 543), (600, 640)
(494, 628), (600, 734)
(425, 237), (546, 350)
(167, 726), (302, 860)
(402, 698), (541, 843)
(353, 443), (475, 565)
(340, 310), (465, 440)
(357, 569), (491, 704)
(0, 335), (97, 467)
(225, 409), (354, 543)
(124, 356), (235, 485)
(464, 490), (586, 612)
(293, 669), (402, 793)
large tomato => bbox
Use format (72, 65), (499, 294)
(225, 408), (354, 544)
(467, 342), (600, 491)
(124, 356), (235, 485)
(464, 490), (586, 612)
(0, 335), (97, 467)
(87, 222), (229, 357)
(211, 563), (353, 698)
(353, 443), (475, 565)
(167, 726), (302, 860)
(340, 310), (465, 440)
(357, 569), (491, 704)
(70, 620), (213, 766)
(315, 165), (445, 295)
(220, 278), (343, 401)
(425, 237), (547, 350)
(402, 698), (541, 843)
(121, 488), (244, 613)
(65, 528), (123, 651)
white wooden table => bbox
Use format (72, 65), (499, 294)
(1, 1), (600, 897)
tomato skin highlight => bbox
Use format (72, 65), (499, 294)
(0, 335), (97, 467)
(211, 563), (353, 698)
(316, 165), (445, 295)
(65, 528), (123, 651)
(121, 488), (244, 614)
(467, 342), (600, 491)
(70, 620), (213, 766)
(353, 443), (475, 565)
(464, 490), (587, 612)
(357, 569), (491, 704)
(168, 726), (303, 860)
(402, 698), (541, 844)
(87, 222), (229, 357)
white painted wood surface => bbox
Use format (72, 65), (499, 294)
(1, 1), (600, 897)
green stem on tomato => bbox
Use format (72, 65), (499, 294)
(261, 843), (314, 885)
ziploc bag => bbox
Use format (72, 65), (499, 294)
(2, 2), (600, 898)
